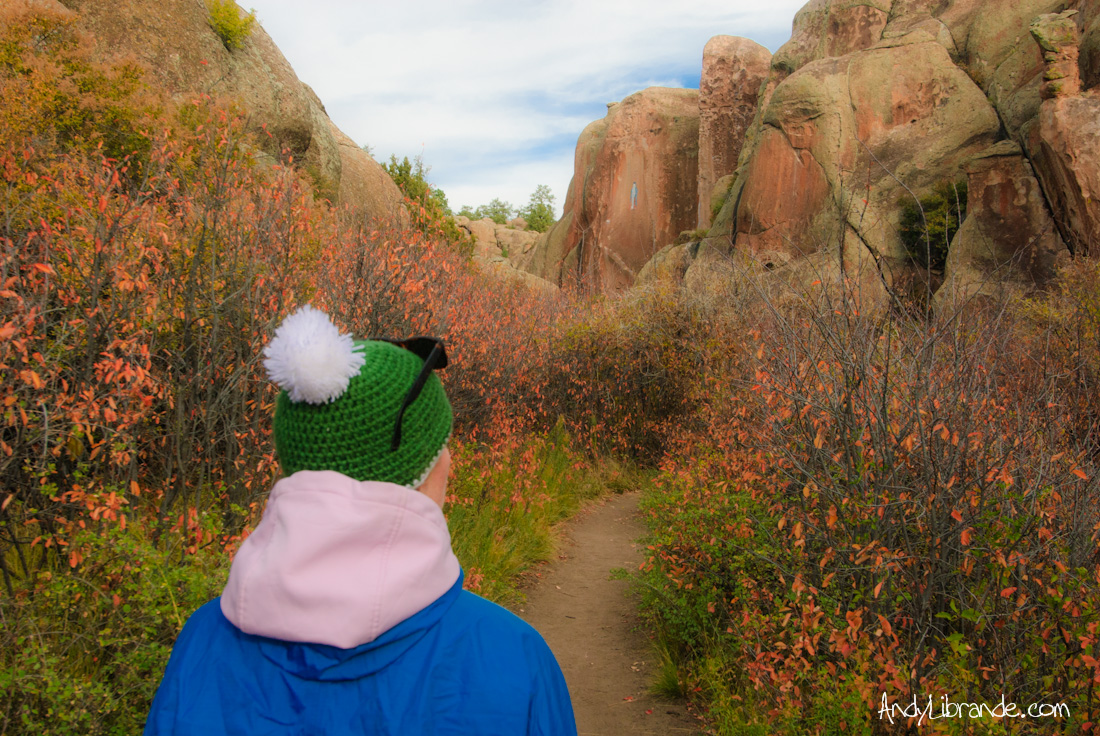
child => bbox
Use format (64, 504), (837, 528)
(144, 305), (577, 735)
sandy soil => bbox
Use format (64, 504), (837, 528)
(513, 492), (705, 736)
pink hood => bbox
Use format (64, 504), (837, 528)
(220, 470), (461, 649)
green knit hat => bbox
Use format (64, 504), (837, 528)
(263, 306), (452, 488)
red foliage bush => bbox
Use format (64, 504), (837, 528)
(641, 278), (1100, 733)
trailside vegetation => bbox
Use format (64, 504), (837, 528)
(381, 153), (471, 248)
(637, 269), (1100, 734)
(898, 180), (968, 273)
(0, 9), (651, 733)
(3, 5), (1100, 735)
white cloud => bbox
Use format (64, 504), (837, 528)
(246, 0), (806, 215)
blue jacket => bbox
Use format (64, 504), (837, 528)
(144, 577), (575, 735)
(144, 470), (576, 735)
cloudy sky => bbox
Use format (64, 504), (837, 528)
(244, 0), (806, 217)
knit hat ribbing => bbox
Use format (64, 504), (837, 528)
(266, 308), (453, 488)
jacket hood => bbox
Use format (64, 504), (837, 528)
(241, 574), (465, 682)
(220, 469), (461, 649)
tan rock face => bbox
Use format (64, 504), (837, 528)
(771, 0), (890, 75)
(329, 122), (408, 225)
(1079, 0), (1100, 90)
(1031, 11), (1083, 100)
(734, 122), (831, 267)
(454, 217), (540, 264)
(938, 142), (1068, 309)
(1031, 94), (1100, 257)
(722, 39), (1000, 286)
(957, 0), (1067, 140)
(697, 36), (771, 228)
(62, 0), (404, 222)
(452, 217), (554, 294)
(636, 242), (698, 286)
(1024, 9), (1100, 258)
(525, 88), (699, 291)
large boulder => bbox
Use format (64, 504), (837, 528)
(708, 36), (1001, 305)
(62, 0), (405, 222)
(455, 216), (540, 264)
(1079, 0), (1100, 90)
(1027, 11), (1100, 258)
(697, 36), (771, 228)
(937, 141), (1068, 310)
(771, 0), (890, 75)
(524, 88), (700, 291)
(636, 241), (699, 286)
(328, 120), (409, 225)
(957, 0), (1068, 141)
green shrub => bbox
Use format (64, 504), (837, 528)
(461, 186), (556, 232)
(460, 197), (514, 225)
(383, 154), (472, 250)
(676, 228), (710, 245)
(205, 0), (256, 51)
(0, 502), (231, 736)
(898, 180), (967, 271)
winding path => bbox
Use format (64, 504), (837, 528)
(514, 492), (704, 736)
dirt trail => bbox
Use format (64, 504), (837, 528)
(514, 492), (703, 736)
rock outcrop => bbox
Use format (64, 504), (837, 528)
(697, 37), (771, 228)
(452, 216), (555, 294)
(690, 0), (1079, 309)
(452, 217), (555, 295)
(455, 216), (540, 263)
(61, 0), (405, 222)
(527, 88), (700, 291)
(1027, 10), (1100, 257)
(771, 0), (890, 75)
(937, 141), (1067, 309)
(706, 36), (1002, 302)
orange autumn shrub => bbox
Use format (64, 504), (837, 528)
(533, 284), (711, 464)
(640, 280), (1100, 734)
(0, 8), (612, 733)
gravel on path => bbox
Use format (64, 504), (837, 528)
(514, 491), (705, 736)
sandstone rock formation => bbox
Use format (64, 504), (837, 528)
(61, 0), (405, 222)
(690, 0), (1080, 309)
(452, 217), (555, 295)
(771, 0), (890, 75)
(455, 216), (540, 264)
(525, 0), (1100, 303)
(937, 141), (1067, 310)
(697, 37), (771, 228)
(636, 242), (699, 286)
(1028, 10), (1100, 257)
(1079, 1), (1100, 89)
(706, 36), (1001, 300)
(526, 88), (700, 291)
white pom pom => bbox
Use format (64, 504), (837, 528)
(263, 305), (365, 404)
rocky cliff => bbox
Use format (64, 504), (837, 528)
(536, 0), (1100, 308)
(702, 0), (1100, 309)
(525, 40), (768, 292)
(697, 36), (772, 229)
(525, 88), (701, 291)
(454, 216), (556, 294)
(56, 0), (406, 223)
